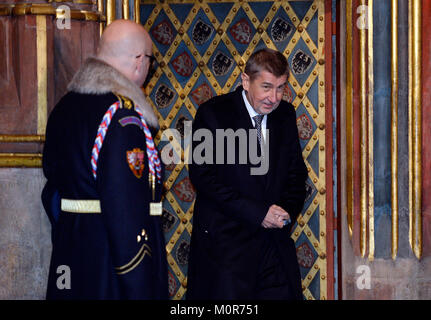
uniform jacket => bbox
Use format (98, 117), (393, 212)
(42, 57), (168, 299)
(186, 86), (308, 300)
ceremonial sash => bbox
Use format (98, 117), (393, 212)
(90, 101), (161, 184)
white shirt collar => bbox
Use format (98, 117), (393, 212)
(241, 90), (267, 141)
(242, 90), (263, 120)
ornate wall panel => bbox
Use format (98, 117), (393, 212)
(421, 0), (431, 258)
(141, 0), (334, 300)
(0, 1), (103, 166)
(339, 0), (428, 261)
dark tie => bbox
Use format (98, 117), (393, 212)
(253, 114), (264, 149)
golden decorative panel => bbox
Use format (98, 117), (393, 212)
(141, 0), (332, 300)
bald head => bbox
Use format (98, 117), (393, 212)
(97, 20), (153, 87)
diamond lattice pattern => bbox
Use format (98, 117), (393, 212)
(141, 0), (327, 300)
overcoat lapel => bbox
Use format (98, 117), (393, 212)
(264, 113), (280, 194)
(232, 88), (255, 131)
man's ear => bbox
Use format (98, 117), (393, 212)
(241, 73), (250, 91)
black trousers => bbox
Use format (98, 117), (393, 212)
(256, 236), (303, 300)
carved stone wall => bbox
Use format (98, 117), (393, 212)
(0, 169), (51, 299)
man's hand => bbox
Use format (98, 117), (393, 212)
(261, 204), (290, 228)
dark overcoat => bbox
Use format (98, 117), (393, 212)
(186, 86), (307, 300)
(42, 58), (167, 299)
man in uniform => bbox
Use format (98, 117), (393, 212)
(42, 20), (167, 299)
(187, 48), (307, 300)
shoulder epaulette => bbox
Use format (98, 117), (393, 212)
(114, 93), (135, 110)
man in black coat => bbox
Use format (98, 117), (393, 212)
(42, 20), (167, 299)
(186, 48), (308, 300)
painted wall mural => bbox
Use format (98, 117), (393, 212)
(140, 0), (334, 300)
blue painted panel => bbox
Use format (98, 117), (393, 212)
(189, 74), (217, 110)
(207, 41), (236, 87)
(207, 2), (234, 24)
(290, 1), (313, 21)
(140, 3), (155, 24)
(169, 3), (194, 25)
(149, 9), (178, 56)
(373, 0), (392, 258)
(187, 9), (217, 56)
(307, 9), (319, 47)
(267, 7), (296, 52)
(248, 2), (273, 22)
(150, 74), (178, 119)
(287, 38), (317, 87)
(225, 7), (256, 55)
(396, 0), (411, 258)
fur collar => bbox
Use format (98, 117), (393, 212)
(67, 57), (159, 128)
